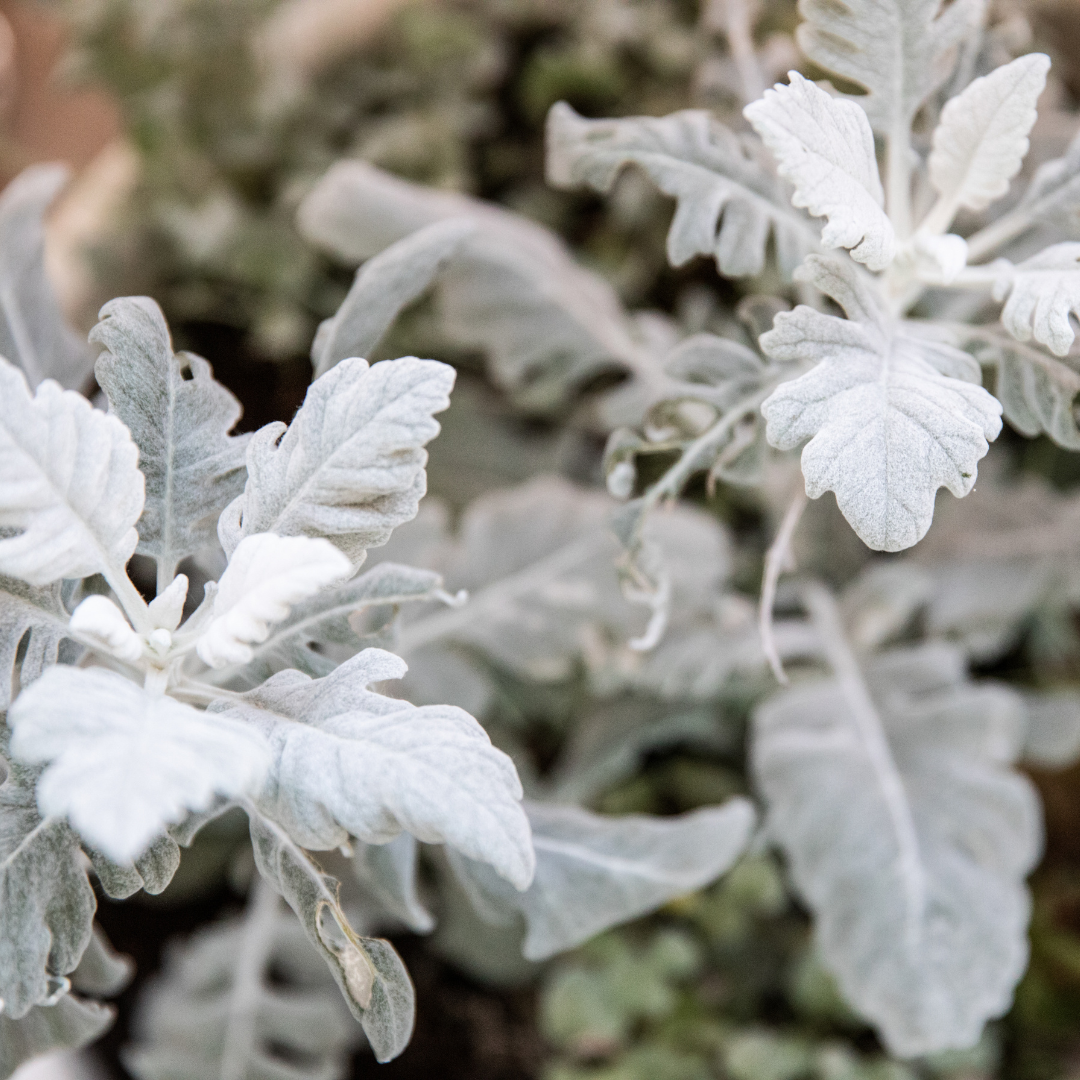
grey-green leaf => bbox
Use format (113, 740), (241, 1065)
(753, 641), (1040, 1056)
(312, 218), (474, 378)
(0, 996), (114, 1080)
(218, 355), (454, 563)
(0, 573), (71, 709)
(92, 296), (250, 573)
(353, 834), (435, 934)
(249, 812), (414, 1062)
(0, 165), (94, 392)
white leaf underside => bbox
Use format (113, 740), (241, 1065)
(993, 243), (1080, 357)
(209, 647), (534, 890)
(9, 665), (271, 862)
(797, 0), (985, 134)
(744, 72), (895, 270)
(928, 54), (1049, 216)
(451, 799), (756, 961)
(0, 358), (145, 586)
(754, 642), (1041, 1056)
(760, 256), (1002, 552)
(92, 296), (250, 569)
(0, 164), (94, 392)
(545, 101), (818, 279)
(219, 356), (454, 564)
(196, 532), (353, 668)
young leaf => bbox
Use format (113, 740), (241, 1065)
(195, 533), (353, 669)
(754, 630), (1040, 1056)
(123, 877), (362, 1080)
(796, 0), (983, 136)
(0, 741), (96, 1019)
(218, 356), (453, 563)
(91, 297), (250, 575)
(546, 102), (818, 278)
(927, 55), (1049, 224)
(744, 72), (895, 271)
(760, 255), (1002, 551)
(224, 560), (446, 686)
(0, 574), (71, 708)
(69, 595), (143, 664)
(0, 165), (94, 392)
(312, 218), (474, 378)
(248, 812), (414, 1062)
(298, 160), (670, 419)
(0, 359), (145, 586)
(992, 243), (1080, 357)
(0, 996), (114, 1080)
(450, 799), (757, 960)
(9, 666), (271, 863)
(210, 648), (535, 890)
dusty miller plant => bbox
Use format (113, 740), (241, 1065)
(0, 152), (758, 1077)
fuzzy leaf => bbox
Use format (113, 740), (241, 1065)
(312, 219), (474, 378)
(211, 648), (534, 889)
(452, 800), (756, 961)
(227, 560), (446, 685)
(546, 102), (818, 278)
(0, 359), (145, 586)
(992, 243), (1080, 357)
(195, 533), (352, 669)
(0, 739), (96, 1019)
(89, 835), (183, 901)
(0, 575), (70, 708)
(754, 640), (1040, 1056)
(744, 73), (895, 270)
(69, 595), (142, 664)
(0, 165), (94, 392)
(928, 54), (1049, 216)
(249, 813), (413, 1062)
(298, 160), (670, 420)
(9, 666), (271, 863)
(92, 297), (249, 570)
(218, 356), (453, 563)
(124, 878), (362, 1080)
(353, 834), (435, 934)
(1013, 126), (1080, 231)
(0, 996), (114, 1079)
(796, 0), (984, 135)
(760, 256), (1002, 551)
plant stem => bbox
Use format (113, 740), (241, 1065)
(886, 131), (913, 241)
(759, 487), (808, 683)
(104, 567), (152, 634)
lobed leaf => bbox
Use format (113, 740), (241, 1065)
(9, 666), (271, 863)
(992, 243), (1080, 357)
(760, 256), (1002, 551)
(744, 72), (895, 270)
(0, 358), (144, 586)
(0, 574), (71, 709)
(0, 996), (114, 1080)
(546, 102), (817, 279)
(210, 648), (534, 889)
(218, 356), (453, 564)
(92, 296), (250, 573)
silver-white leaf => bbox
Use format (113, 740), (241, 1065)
(993, 243), (1080, 357)
(218, 356), (453, 563)
(760, 256), (1002, 551)
(195, 533), (352, 669)
(744, 72), (895, 270)
(928, 54), (1049, 218)
(0, 574), (71, 708)
(210, 648), (534, 890)
(69, 595), (143, 664)
(0, 165), (94, 392)
(450, 799), (756, 961)
(0, 359), (145, 586)
(754, 642), (1041, 1056)
(9, 666), (271, 863)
